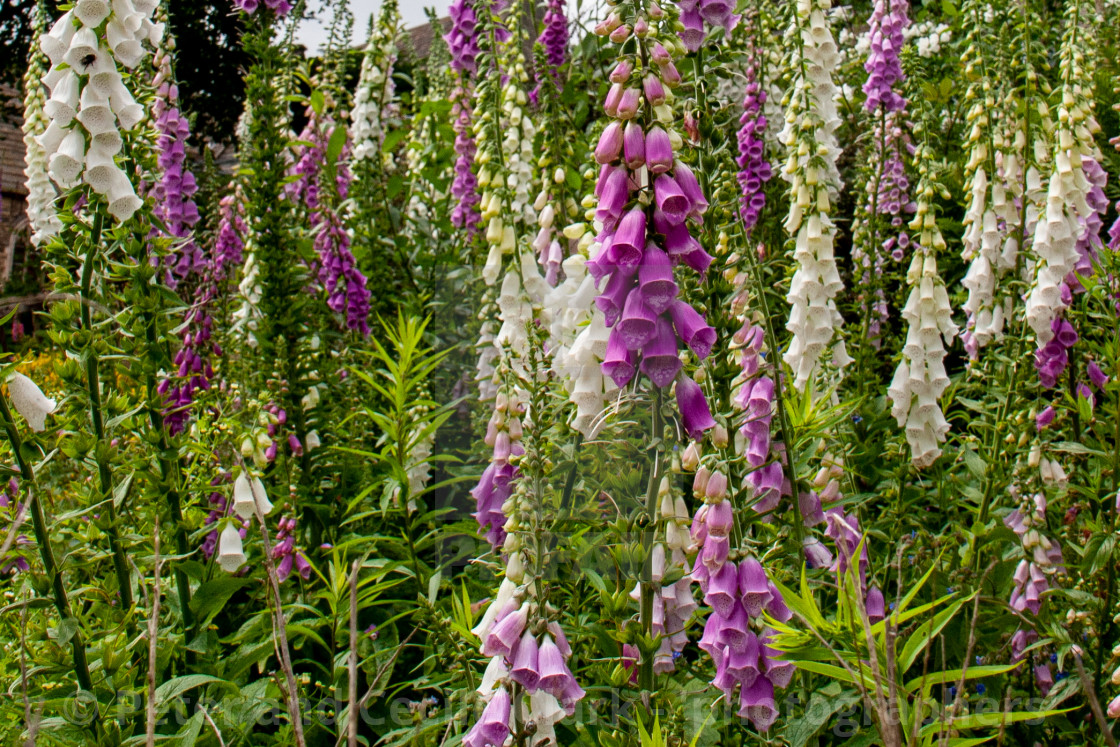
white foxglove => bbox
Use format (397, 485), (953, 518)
(217, 524), (246, 572)
(7, 373), (56, 432)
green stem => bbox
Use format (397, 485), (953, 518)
(0, 395), (97, 703)
(80, 210), (133, 612)
(638, 388), (663, 693)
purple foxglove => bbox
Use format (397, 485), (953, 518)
(637, 316), (683, 387)
(866, 586), (886, 624)
(638, 244), (679, 314)
(705, 500), (733, 537)
(616, 290), (658, 350)
(654, 174), (690, 226)
(704, 561), (738, 618)
(623, 122), (645, 170)
(668, 300), (715, 359)
(676, 375), (715, 438)
(738, 557), (773, 617)
(463, 686), (511, 747)
(1088, 361), (1109, 390)
(610, 207), (647, 270)
(739, 676), (778, 731)
(602, 328), (637, 388)
(510, 630), (541, 691)
(595, 121), (624, 164)
(645, 126), (673, 173)
(481, 604), (527, 658)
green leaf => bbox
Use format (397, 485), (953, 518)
(906, 663), (1019, 694)
(898, 597), (968, 672)
(154, 674), (230, 706)
(189, 577), (251, 625)
(326, 123), (348, 164)
(309, 89), (325, 115)
(920, 707), (1073, 736)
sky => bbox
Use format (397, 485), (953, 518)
(296, 0), (454, 54)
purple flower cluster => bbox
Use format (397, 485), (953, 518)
(1069, 157), (1109, 290)
(479, 615), (584, 714)
(679, 0), (737, 52)
(232, 0), (291, 16)
(289, 112), (372, 335)
(463, 687), (510, 747)
(862, 0), (909, 114)
(0, 478), (30, 575)
(736, 58), (771, 234)
(589, 39), (716, 427)
(824, 508), (868, 588)
(691, 504), (793, 730)
(734, 325), (788, 514)
(535, 0), (568, 94)
(151, 71), (202, 285)
(471, 390), (523, 548)
(161, 195), (244, 435)
(1003, 493), (1062, 615)
(1033, 316), (1077, 388)
(272, 515), (310, 581)
(446, 0), (481, 232)
(201, 471), (236, 558)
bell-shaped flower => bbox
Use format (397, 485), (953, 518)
(623, 122), (645, 170)
(602, 327), (636, 388)
(462, 686), (511, 747)
(616, 289), (658, 350)
(646, 126), (673, 174)
(75, 0), (111, 26)
(44, 71), (79, 126)
(50, 130), (86, 186)
(704, 561), (738, 617)
(638, 243), (678, 314)
(669, 300), (716, 359)
(217, 523), (247, 572)
(64, 27), (101, 71)
(7, 373), (56, 432)
(251, 476), (273, 516)
(106, 19), (144, 67)
(654, 175), (690, 226)
(482, 604), (527, 659)
(865, 585), (886, 623)
(109, 82), (143, 129)
(41, 12), (78, 65)
(639, 316), (683, 387)
(594, 121), (623, 164)
(77, 85), (117, 137)
(738, 676), (778, 731)
(609, 208), (647, 270)
(510, 630), (541, 691)
(738, 557), (773, 617)
(676, 375), (714, 438)
(231, 472), (257, 519)
(106, 170), (142, 220)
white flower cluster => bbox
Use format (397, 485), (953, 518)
(904, 21), (951, 57)
(38, 0), (163, 222)
(22, 3), (61, 246)
(350, 0), (400, 167)
(779, 0), (849, 392)
(232, 241), (262, 348)
(888, 152), (958, 468)
(477, 52), (536, 286)
(1024, 14), (1100, 345)
(546, 254), (615, 436)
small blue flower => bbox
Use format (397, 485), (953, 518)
(975, 656), (983, 665)
(852, 414), (863, 423)
(1050, 653), (1057, 663)
(910, 530), (916, 539)
(949, 686), (957, 698)
(889, 601), (896, 610)
(672, 650), (683, 660)
(976, 684), (986, 695)
(1055, 671), (1068, 681)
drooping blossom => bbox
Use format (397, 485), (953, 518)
(272, 515), (311, 582)
(350, 0), (401, 169)
(887, 142), (957, 467)
(587, 12), (717, 428)
(150, 31), (202, 285)
(532, 0), (569, 101)
(38, 0), (160, 221)
(1003, 489), (1062, 617)
(22, 1), (60, 246)
(677, 0), (738, 52)
(1023, 5), (1102, 360)
(232, 0), (292, 16)
(779, 0), (849, 391)
(446, 0), (481, 232)
(7, 372), (56, 432)
(288, 107), (372, 335)
(736, 43), (771, 234)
